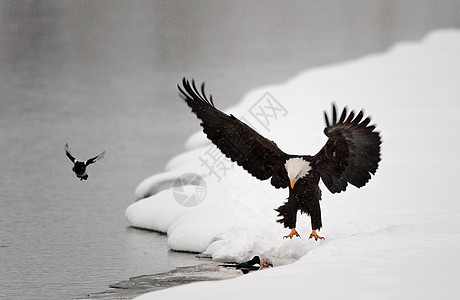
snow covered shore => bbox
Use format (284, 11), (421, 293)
(127, 29), (460, 299)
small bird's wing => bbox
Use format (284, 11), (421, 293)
(312, 104), (381, 193)
(65, 143), (76, 163)
(85, 150), (105, 166)
(179, 78), (289, 188)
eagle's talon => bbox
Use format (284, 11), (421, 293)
(284, 228), (300, 239)
(309, 230), (324, 241)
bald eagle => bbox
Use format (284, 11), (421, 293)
(178, 78), (381, 240)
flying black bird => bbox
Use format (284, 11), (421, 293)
(65, 143), (105, 181)
(178, 78), (381, 240)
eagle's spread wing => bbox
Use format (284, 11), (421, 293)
(65, 143), (76, 163)
(178, 78), (289, 188)
(85, 151), (105, 166)
(312, 104), (381, 193)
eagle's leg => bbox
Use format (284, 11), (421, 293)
(307, 193), (324, 241)
(275, 196), (299, 239)
(309, 229), (324, 241)
(284, 228), (300, 239)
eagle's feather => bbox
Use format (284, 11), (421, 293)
(178, 78), (289, 188)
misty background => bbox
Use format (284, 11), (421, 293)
(1, 1), (459, 299)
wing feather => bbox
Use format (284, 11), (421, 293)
(85, 151), (105, 165)
(313, 104), (381, 193)
(65, 143), (76, 163)
(178, 78), (288, 188)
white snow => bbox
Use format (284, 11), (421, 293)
(127, 29), (460, 299)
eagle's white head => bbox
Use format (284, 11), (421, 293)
(285, 157), (312, 188)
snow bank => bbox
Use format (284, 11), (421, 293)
(128, 29), (460, 299)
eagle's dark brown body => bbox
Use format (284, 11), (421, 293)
(178, 78), (381, 239)
(276, 157), (323, 231)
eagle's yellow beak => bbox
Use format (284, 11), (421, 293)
(290, 179), (297, 189)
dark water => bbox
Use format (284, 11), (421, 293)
(0, 1), (459, 299)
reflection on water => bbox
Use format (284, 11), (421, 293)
(0, 1), (459, 299)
